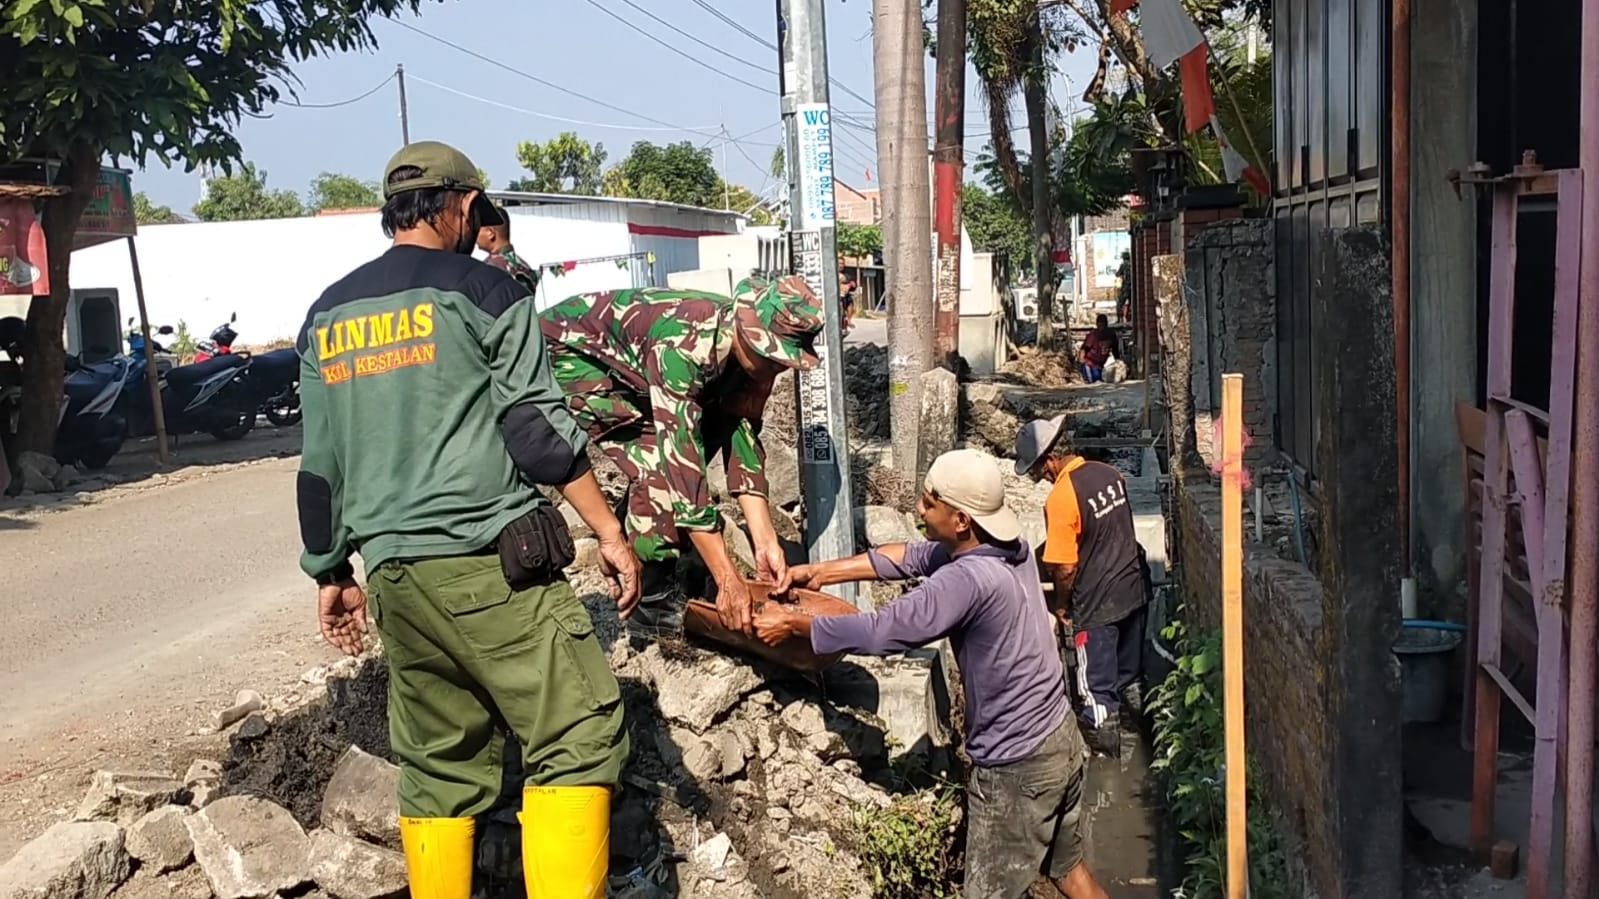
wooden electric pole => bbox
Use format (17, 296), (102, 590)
(873, 0), (934, 485)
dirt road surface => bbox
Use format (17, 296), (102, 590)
(0, 431), (337, 859)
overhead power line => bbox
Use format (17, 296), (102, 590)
(609, 0), (774, 76)
(682, 0), (877, 111)
(280, 72), (396, 108)
(406, 74), (723, 132)
(580, 0), (775, 95)
(390, 19), (722, 138)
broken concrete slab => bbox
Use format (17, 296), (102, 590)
(306, 830), (407, 899)
(213, 690), (265, 731)
(854, 505), (919, 548)
(320, 747), (401, 850)
(125, 806), (193, 873)
(824, 649), (954, 767)
(0, 822), (129, 899)
(635, 644), (762, 734)
(185, 796), (311, 899)
(183, 759), (222, 788)
(558, 501), (594, 539)
(74, 771), (189, 824)
(654, 726), (724, 783)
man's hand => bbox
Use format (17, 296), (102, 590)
(715, 575), (756, 635)
(754, 540), (789, 586)
(753, 603), (800, 647)
(318, 579), (368, 657)
(598, 534), (642, 619)
(773, 563), (820, 595)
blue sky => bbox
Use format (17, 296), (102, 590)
(131, 0), (1099, 214)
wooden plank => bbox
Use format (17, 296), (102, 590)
(1220, 373), (1248, 899)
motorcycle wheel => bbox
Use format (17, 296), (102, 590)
(264, 403), (302, 428)
(211, 411), (256, 441)
(77, 439), (122, 470)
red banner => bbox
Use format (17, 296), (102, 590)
(0, 199), (49, 296)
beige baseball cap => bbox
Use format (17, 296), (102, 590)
(924, 448), (1021, 542)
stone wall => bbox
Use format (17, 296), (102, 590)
(1182, 219), (1277, 478)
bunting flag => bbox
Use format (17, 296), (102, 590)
(865, 168), (874, 183)
(1210, 115), (1272, 196)
(1177, 49), (1215, 135)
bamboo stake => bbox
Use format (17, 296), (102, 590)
(1221, 372), (1248, 898)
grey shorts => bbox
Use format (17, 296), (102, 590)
(964, 716), (1087, 898)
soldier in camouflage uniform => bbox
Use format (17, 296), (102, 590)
(476, 203), (541, 296)
(539, 275), (823, 639)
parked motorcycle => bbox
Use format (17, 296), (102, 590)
(132, 353), (258, 442)
(54, 352), (142, 469)
(193, 315), (238, 364)
(1, 316), (25, 489)
(249, 347), (302, 427)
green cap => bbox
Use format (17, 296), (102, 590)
(731, 275), (823, 371)
(381, 141), (487, 198)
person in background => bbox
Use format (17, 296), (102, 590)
(838, 266), (858, 333)
(297, 141), (638, 899)
(1015, 415), (1149, 758)
(476, 203), (541, 297)
(1115, 250), (1132, 323)
(755, 448), (1109, 899)
(1077, 314), (1119, 383)
(538, 276), (824, 643)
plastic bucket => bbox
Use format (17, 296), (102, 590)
(1394, 620), (1465, 724)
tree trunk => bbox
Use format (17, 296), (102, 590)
(1026, 26), (1058, 351)
(17, 143), (98, 456)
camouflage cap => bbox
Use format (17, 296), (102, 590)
(731, 275), (823, 371)
(381, 141), (487, 198)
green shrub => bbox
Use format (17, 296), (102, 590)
(1149, 612), (1291, 899)
(852, 789), (962, 899)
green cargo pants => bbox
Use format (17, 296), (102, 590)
(367, 553), (630, 818)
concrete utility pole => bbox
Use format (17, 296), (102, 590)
(1026, 27), (1056, 347)
(776, 0), (859, 606)
(396, 63), (411, 146)
(931, 0), (966, 370)
(873, 0), (935, 483)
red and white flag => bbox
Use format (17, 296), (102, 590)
(1115, 0), (1205, 68)
(1210, 115), (1271, 195)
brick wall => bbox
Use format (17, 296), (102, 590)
(1174, 473), (1328, 899)
(1183, 219), (1276, 479)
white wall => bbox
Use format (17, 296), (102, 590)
(70, 209), (638, 342)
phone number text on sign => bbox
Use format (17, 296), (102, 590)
(794, 103), (836, 232)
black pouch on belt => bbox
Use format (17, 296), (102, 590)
(497, 504), (577, 589)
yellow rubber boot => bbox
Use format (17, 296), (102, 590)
(519, 785), (611, 898)
(399, 816), (475, 899)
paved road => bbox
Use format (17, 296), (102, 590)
(0, 454), (337, 855)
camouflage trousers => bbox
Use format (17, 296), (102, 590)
(552, 354), (683, 565)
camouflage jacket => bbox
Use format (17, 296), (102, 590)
(485, 245), (540, 296)
(539, 288), (770, 532)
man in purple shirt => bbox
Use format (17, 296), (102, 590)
(754, 449), (1109, 899)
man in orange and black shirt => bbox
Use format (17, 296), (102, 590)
(1016, 415), (1149, 757)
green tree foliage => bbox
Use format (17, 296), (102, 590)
(723, 183), (774, 226)
(307, 171), (381, 213)
(511, 132), (606, 194)
(194, 162), (304, 222)
(132, 192), (183, 225)
(836, 222), (883, 259)
(603, 141), (721, 208)
(0, 0), (438, 453)
(961, 184), (1030, 272)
